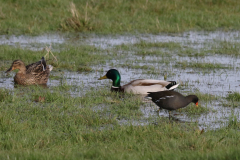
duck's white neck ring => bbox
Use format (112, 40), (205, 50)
(111, 86), (120, 88)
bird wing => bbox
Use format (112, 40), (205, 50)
(26, 57), (46, 74)
(122, 79), (172, 94)
(125, 79), (170, 87)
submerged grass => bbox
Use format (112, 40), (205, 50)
(222, 92), (240, 107)
(2, 0), (240, 34)
(175, 61), (232, 70)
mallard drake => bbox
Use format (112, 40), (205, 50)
(98, 69), (179, 94)
(146, 90), (199, 119)
(5, 57), (53, 85)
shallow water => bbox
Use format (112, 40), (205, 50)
(1, 31), (240, 49)
(1, 31), (240, 130)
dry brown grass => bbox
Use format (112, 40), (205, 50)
(62, 2), (93, 31)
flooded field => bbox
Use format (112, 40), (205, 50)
(1, 31), (240, 130)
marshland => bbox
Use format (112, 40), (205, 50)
(0, 0), (240, 159)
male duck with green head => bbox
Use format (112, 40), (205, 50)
(98, 69), (179, 95)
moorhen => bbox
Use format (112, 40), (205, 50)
(146, 90), (199, 119)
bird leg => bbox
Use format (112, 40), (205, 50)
(169, 111), (171, 120)
(156, 108), (162, 117)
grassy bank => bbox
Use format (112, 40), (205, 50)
(1, 0), (240, 35)
(0, 87), (239, 159)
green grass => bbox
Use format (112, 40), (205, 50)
(226, 92), (240, 102)
(208, 41), (240, 56)
(222, 92), (240, 107)
(0, 44), (109, 71)
(2, 0), (240, 35)
(0, 82), (238, 159)
(132, 41), (182, 50)
(175, 61), (232, 70)
(1, 2), (240, 157)
(0, 87), (240, 160)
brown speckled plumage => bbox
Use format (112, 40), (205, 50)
(6, 57), (53, 85)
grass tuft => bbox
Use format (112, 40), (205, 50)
(226, 92), (240, 102)
(62, 2), (94, 32)
(0, 89), (12, 102)
(77, 66), (93, 73)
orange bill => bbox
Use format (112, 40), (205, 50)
(196, 102), (198, 107)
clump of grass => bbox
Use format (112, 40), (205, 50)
(135, 50), (169, 56)
(209, 41), (240, 56)
(97, 92), (144, 119)
(121, 64), (156, 71)
(226, 92), (240, 102)
(222, 92), (240, 107)
(62, 2), (94, 32)
(175, 61), (231, 70)
(77, 66), (93, 73)
(133, 41), (182, 50)
(227, 115), (240, 129)
(49, 75), (63, 80)
(180, 104), (212, 116)
(194, 92), (218, 102)
(0, 89), (12, 102)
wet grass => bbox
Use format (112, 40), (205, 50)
(118, 40), (240, 58)
(226, 92), (240, 102)
(175, 61), (232, 70)
(133, 41), (182, 51)
(0, 44), (109, 71)
(1, 25), (240, 159)
(2, 0), (240, 34)
(77, 66), (93, 73)
(119, 64), (156, 71)
(208, 41), (240, 56)
(0, 88), (12, 102)
(222, 92), (240, 108)
(0, 85), (240, 160)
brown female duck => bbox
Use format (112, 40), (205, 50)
(5, 57), (53, 85)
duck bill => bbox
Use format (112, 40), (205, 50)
(196, 102), (198, 107)
(5, 66), (13, 73)
(98, 75), (107, 80)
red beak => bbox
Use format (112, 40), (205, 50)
(196, 102), (198, 107)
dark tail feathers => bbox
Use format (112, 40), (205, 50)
(41, 57), (47, 71)
(165, 81), (177, 90)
